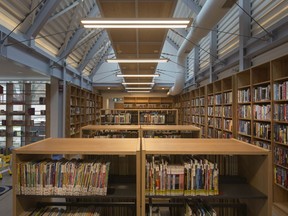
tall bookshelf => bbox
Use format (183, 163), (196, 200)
(207, 82), (214, 138)
(65, 84), (102, 138)
(251, 63), (272, 150)
(12, 138), (141, 216)
(176, 54), (288, 215)
(236, 69), (252, 143)
(199, 86), (206, 137)
(271, 55), (288, 216)
(141, 138), (272, 216)
(0, 82), (49, 154)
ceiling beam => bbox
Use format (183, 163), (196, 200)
(77, 32), (108, 72)
(26, 0), (61, 38)
(58, 6), (100, 59)
(89, 46), (113, 79)
(47, 0), (81, 23)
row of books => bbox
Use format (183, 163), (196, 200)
(208, 107), (213, 116)
(16, 159), (110, 196)
(254, 140), (271, 150)
(274, 104), (288, 121)
(238, 105), (251, 119)
(253, 104), (271, 120)
(274, 146), (288, 168)
(274, 81), (288, 100)
(214, 94), (222, 105)
(215, 107), (222, 117)
(21, 207), (101, 216)
(224, 119), (233, 131)
(238, 120), (251, 135)
(253, 122), (271, 140)
(208, 96), (214, 105)
(253, 85), (271, 101)
(185, 204), (216, 216)
(274, 124), (288, 144)
(238, 88), (250, 103)
(140, 113), (166, 124)
(223, 92), (233, 104)
(274, 166), (288, 189)
(215, 118), (222, 129)
(145, 156), (219, 196)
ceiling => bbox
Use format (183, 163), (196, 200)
(0, 0), (205, 93)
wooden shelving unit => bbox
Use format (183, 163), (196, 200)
(80, 125), (141, 138)
(123, 97), (173, 109)
(66, 84), (102, 138)
(175, 54), (288, 215)
(271, 55), (288, 216)
(0, 82), (50, 154)
(12, 138), (141, 216)
(141, 138), (272, 216)
(100, 109), (178, 125)
(141, 125), (201, 138)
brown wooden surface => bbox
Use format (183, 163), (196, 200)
(14, 138), (140, 155)
(143, 138), (270, 155)
(141, 125), (200, 131)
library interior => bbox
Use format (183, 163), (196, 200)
(0, 0), (288, 215)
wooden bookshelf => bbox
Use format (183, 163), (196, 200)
(12, 138), (141, 216)
(141, 138), (272, 216)
(100, 109), (178, 125)
(65, 84), (102, 138)
(176, 54), (288, 215)
(123, 96), (173, 109)
(141, 125), (201, 138)
(271, 55), (288, 215)
(80, 125), (141, 138)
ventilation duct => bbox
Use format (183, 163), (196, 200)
(168, 0), (236, 95)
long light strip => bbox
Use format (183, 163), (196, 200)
(83, 24), (188, 28)
(81, 19), (190, 25)
(122, 82), (154, 85)
(127, 91), (150, 93)
(125, 87), (153, 90)
(117, 74), (159, 77)
(107, 59), (168, 63)
(81, 19), (190, 29)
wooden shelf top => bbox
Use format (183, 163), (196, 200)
(81, 125), (141, 131)
(14, 138), (140, 155)
(142, 138), (270, 155)
(141, 125), (200, 131)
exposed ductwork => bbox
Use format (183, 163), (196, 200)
(168, 0), (237, 95)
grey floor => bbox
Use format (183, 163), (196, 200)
(0, 172), (12, 215)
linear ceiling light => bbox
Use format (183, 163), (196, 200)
(81, 18), (190, 28)
(125, 87), (153, 90)
(122, 82), (154, 85)
(117, 74), (160, 77)
(127, 91), (151, 93)
(107, 59), (168, 63)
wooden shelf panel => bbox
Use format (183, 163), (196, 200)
(14, 138), (140, 155)
(141, 125), (200, 131)
(143, 138), (269, 155)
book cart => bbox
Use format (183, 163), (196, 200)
(141, 138), (272, 216)
(141, 125), (201, 138)
(12, 138), (141, 216)
(80, 125), (141, 138)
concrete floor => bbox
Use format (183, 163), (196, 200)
(0, 172), (12, 215)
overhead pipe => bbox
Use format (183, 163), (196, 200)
(168, 0), (236, 95)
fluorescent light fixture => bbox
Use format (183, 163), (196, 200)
(84, 24), (188, 28)
(107, 59), (168, 63)
(122, 82), (154, 85)
(125, 87), (153, 90)
(117, 74), (159, 77)
(81, 18), (190, 28)
(127, 91), (151, 93)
